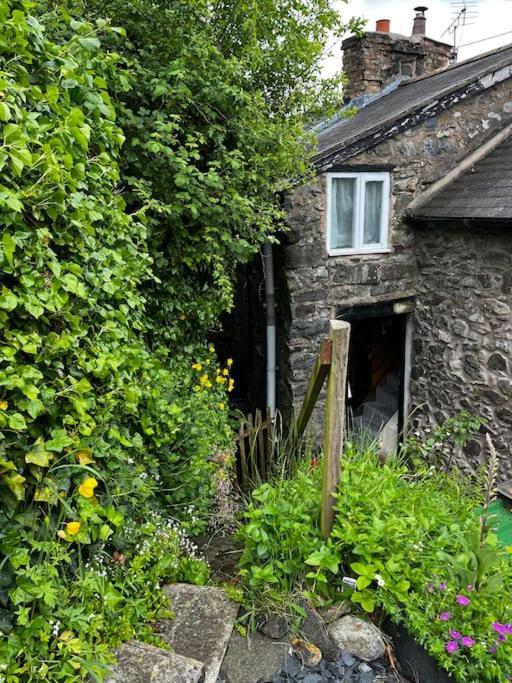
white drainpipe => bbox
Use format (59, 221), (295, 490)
(262, 243), (276, 416)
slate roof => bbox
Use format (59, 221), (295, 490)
(315, 43), (512, 167)
(412, 136), (512, 222)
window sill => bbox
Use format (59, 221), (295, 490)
(327, 248), (392, 257)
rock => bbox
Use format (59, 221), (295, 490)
(259, 615), (288, 640)
(282, 653), (301, 677)
(302, 674), (323, 683)
(157, 584), (239, 683)
(358, 662), (374, 681)
(328, 617), (385, 662)
(290, 638), (322, 667)
(341, 651), (356, 667)
(106, 640), (204, 683)
(317, 602), (351, 625)
(220, 629), (288, 683)
(298, 602), (339, 661)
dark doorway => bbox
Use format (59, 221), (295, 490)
(337, 303), (408, 448)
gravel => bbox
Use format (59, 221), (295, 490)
(266, 648), (400, 683)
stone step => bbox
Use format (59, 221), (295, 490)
(220, 630), (289, 683)
(351, 415), (380, 438)
(362, 401), (395, 427)
(155, 583), (239, 683)
(106, 640), (204, 683)
(375, 385), (399, 412)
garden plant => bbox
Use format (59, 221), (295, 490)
(237, 416), (512, 683)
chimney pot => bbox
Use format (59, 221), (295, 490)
(376, 19), (391, 33)
(413, 6), (428, 35)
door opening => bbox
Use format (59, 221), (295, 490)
(338, 303), (410, 452)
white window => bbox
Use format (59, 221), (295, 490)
(326, 172), (391, 256)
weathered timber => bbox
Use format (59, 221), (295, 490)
(297, 339), (332, 438)
(321, 320), (350, 539)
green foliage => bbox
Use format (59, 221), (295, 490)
(238, 417), (512, 682)
(0, 2), (229, 678)
(79, 0), (361, 343)
(237, 462), (324, 616)
(1, 512), (209, 681)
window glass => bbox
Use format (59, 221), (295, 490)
(363, 180), (383, 245)
(330, 177), (356, 249)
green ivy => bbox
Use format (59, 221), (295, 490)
(0, 2), (230, 678)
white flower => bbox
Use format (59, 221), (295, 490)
(375, 573), (385, 587)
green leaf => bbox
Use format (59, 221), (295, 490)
(25, 450), (52, 467)
(2, 233), (15, 266)
(3, 471), (26, 500)
(45, 431), (74, 452)
(8, 412), (27, 430)
(0, 102), (10, 122)
(0, 287), (18, 311)
(79, 37), (101, 50)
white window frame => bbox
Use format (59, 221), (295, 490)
(326, 171), (391, 256)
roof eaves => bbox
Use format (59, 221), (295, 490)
(313, 78), (484, 170)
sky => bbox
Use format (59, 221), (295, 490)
(323, 0), (512, 75)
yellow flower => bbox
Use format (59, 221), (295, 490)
(199, 374), (212, 388)
(222, 368), (229, 377)
(78, 477), (98, 499)
(192, 362), (202, 371)
(216, 375), (226, 384)
(228, 379), (235, 393)
(219, 402), (225, 410)
(0, 400), (7, 410)
(227, 358), (233, 367)
(209, 345), (215, 353)
(66, 521), (81, 536)
(179, 313), (186, 320)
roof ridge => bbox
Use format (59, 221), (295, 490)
(402, 41), (512, 88)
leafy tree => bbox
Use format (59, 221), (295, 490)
(81, 0), (361, 342)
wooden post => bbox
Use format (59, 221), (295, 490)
(321, 320), (350, 540)
(296, 339), (332, 438)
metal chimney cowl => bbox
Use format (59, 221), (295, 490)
(413, 6), (428, 35)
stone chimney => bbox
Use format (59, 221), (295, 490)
(342, 8), (452, 101)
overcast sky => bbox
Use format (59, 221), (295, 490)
(324, 0), (512, 75)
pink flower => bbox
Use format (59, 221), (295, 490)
(461, 636), (475, 648)
(439, 612), (452, 622)
(456, 595), (470, 606)
(449, 630), (462, 639)
(445, 640), (459, 655)
(439, 582), (447, 591)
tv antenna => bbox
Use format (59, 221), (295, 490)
(442, 0), (479, 62)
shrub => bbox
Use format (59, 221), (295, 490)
(237, 426), (512, 682)
(0, 3), (228, 678)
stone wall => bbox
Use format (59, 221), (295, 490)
(279, 76), (512, 434)
(412, 227), (512, 480)
(342, 32), (451, 101)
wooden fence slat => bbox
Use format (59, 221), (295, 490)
(256, 409), (267, 481)
(297, 339), (332, 438)
(321, 320), (350, 540)
(239, 422), (249, 488)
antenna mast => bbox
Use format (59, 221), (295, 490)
(442, 0), (479, 62)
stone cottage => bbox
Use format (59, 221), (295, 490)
(277, 10), (512, 478)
